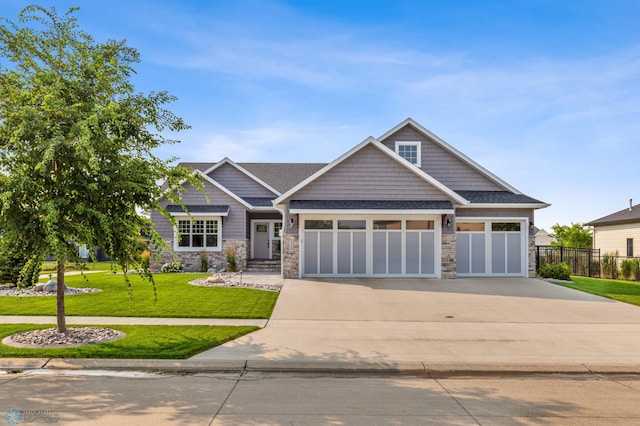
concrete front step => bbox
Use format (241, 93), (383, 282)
(246, 260), (281, 273)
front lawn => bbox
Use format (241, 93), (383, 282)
(0, 273), (278, 318)
(0, 324), (258, 358)
(555, 276), (640, 307)
(40, 261), (116, 273)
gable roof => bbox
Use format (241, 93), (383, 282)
(202, 158), (281, 196)
(194, 170), (253, 209)
(586, 203), (640, 226)
(379, 118), (520, 194)
(273, 136), (469, 206)
(178, 161), (326, 194)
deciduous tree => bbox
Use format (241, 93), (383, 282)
(0, 5), (197, 332)
(550, 223), (593, 249)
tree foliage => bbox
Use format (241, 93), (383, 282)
(550, 223), (593, 249)
(0, 5), (198, 331)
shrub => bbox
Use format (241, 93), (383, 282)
(0, 243), (40, 287)
(161, 262), (184, 273)
(199, 251), (209, 273)
(601, 253), (619, 279)
(633, 258), (640, 281)
(538, 262), (571, 281)
(621, 259), (635, 280)
(225, 246), (238, 272)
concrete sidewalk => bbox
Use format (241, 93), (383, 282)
(0, 316), (267, 327)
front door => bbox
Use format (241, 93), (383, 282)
(253, 222), (270, 259)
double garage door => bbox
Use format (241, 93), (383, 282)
(456, 220), (527, 276)
(301, 216), (528, 278)
(301, 215), (439, 277)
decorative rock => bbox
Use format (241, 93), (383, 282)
(3, 327), (124, 348)
(0, 284), (98, 297)
(191, 274), (282, 292)
(205, 275), (225, 284)
(43, 280), (58, 293)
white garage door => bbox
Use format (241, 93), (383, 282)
(302, 216), (439, 277)
(456, 221), (526, 276)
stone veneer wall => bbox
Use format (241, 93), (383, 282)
(151, 239), (248, 272)
(282, 234), (299, 278)
(528, 234), (536, 278)
(441, 233), (457, 279)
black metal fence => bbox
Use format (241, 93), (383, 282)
(535, 246), (601, 278)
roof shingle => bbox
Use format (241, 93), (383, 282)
(586, 203), (640, 226)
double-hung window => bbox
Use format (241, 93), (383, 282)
(175, 217), (221, 251)
(395, 141), (421, 167)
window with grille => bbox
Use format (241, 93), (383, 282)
(176, 218), (220, 250)
(395, 141), (421, 166)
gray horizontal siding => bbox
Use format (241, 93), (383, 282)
(208, 163), (276, 198)
(290, 144), (450, 201)
(380, 125), (504, 191)
(155, 181), (247, 241)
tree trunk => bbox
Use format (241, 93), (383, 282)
(56, 259), (66, 333)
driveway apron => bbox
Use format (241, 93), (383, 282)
(191, 277), (640, 365)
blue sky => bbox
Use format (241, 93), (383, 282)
(2, 0), (640, 231)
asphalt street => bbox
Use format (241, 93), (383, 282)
(2, 370), (640, 425)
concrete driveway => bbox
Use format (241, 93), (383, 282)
(192, 277), (640, 366)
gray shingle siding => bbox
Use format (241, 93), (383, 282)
(157, 181), (248, 240)
(208, 163), (277, 198)
(290, 200), (453, 210)
(290, 144), (451, 201)
(380, 125), (504, 191)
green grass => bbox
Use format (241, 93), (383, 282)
(0, 273), (278, 318)
(555, 276), (640, 307)
(40, 261), (118, 273)
(0, 324), (258, 358)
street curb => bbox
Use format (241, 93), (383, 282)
(3, 358), (640, 376)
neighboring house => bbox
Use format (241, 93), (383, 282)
(151, 118), (548, 278)
(534, 228), (555, 246)
(586, 200), (640, 257)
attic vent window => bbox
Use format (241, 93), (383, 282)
(395, 141), (421, 167)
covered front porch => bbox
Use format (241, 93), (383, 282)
(246, 211), (283, 272)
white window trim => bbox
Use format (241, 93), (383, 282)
(395, 141), (421, 167)
(173, 216), (222, 252)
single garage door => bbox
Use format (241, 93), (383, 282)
(456, 221), (526, 276)
(302, 217), (438, 277)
